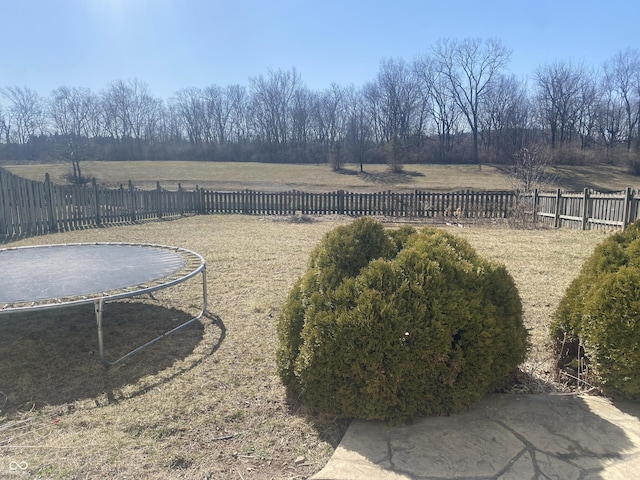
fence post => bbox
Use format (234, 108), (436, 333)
(337, 190), (345, 215)
(156, 181), (163, 219)
(178, 183), (184, 215)
(581, 188), (590, 230)
(44, 173), (57, 232)
(92, 177), (102, 226)
(128, 180), (136, 222)
(622, 186), (633, 230)
(554, 188), (562, 228)
(242, 189), (249, 214)
(532, 188), (539, 224)
(196, 186), (203, 214)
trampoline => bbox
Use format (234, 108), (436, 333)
(0, 243), (207, 366)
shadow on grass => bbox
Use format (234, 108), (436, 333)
(333, 165), (427, 185)
(0, 301), (225, 417)
(551, 168), (617, 192)
(360, 169), (425, 187)
(284, 393), (351, 450)
(492, 163), (610, 192)
(333, 168), (360, 176)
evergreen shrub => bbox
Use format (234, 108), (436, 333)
(276, 218), (529, 423)
(551, 221), (640, 398)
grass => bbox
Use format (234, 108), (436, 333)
(0, 213), (609, 479)
(5, 160), (640, 193)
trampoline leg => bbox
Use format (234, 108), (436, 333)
(93, 267), (207, 368)
(94, 267), (207, 367)
(95, 297), (108, 366)
(201, 265), (208, 315)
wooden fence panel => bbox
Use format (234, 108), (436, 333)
(527, 188), (635, 230)
(588, 190), (627, 229)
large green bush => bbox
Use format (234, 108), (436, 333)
(551, 221), (640, 398)
(276, 218), (529, 423)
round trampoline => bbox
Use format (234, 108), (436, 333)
(0, 243), (207, 366)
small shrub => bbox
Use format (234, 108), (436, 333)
(551, 220), (640, 398)
(276, 218), (529, 423)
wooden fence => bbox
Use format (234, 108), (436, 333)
(528, 187), (639, 230)
(0, 168), (201, 238)
(1, 167), (639, 239)
(200, 188), (515, 218)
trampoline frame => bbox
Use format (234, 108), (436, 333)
(0, 242), (207, 367)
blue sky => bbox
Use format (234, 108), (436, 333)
(2, 0), (637, 100)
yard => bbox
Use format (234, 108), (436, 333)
(0, 213), (608, 479)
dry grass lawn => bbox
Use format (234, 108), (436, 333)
(4, 161), (520, 192)
(5, 160), (640, 193)
(0, 214), (609, 479)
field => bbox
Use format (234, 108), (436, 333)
(0, 161), (614, 478)
(4, 160), (640, 192)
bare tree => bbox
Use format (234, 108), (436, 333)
(574, 73), (599, 150)
(101, 78), (163, 156)
(315, 83), (347, 169)
(172, 87), (206, 144)
(84, 92), (104, 139)
(48, 86), (97, 181)
(127, 79), (163, 145)
(344, 86), (371, 172)
(433, 38), (511, 164)
(376, 58), (421, 145)
(414, 55), (462, 162)
(204, 84), (235, 144)
(225, 84), (249, 143)
(0, 86), (45, 144)
(249, 68), (303, 149)
(49, 86), (93, 137)
(170, 84), (248, 157)
(160, 103), (185, 144)
(603, 49), (640, 151)
(533, 61), (587, 150)
(362, 81), (384, 145)
(512, 144), (552, 193)
(0, 104), (9, 144)
(289, 86), (314, 160)
(102, 79), (132, 141)
(479, 74), (531, 160)
(595, 89), (624, 152)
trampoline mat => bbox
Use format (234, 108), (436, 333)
(0, 243), (188, 304)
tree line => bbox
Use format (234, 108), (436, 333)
(1, 38), (639, 179)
